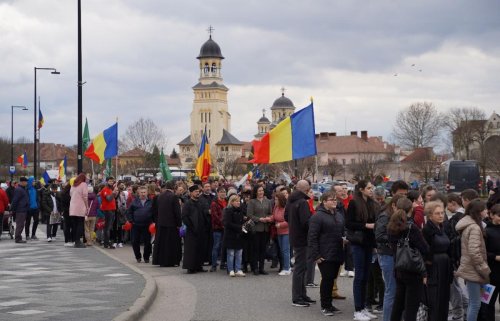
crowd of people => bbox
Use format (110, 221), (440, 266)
(1, 174), (500, 321)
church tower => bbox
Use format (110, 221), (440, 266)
(190, 30), (230, 146)
(178, 28), (242, 167)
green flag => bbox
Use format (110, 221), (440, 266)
(160, 149), (173, 181)
(104, 158), (112, 178)
(83, 118), (90, 151)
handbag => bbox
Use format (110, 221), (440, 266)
(395, 223), (426, 274)
(346, 229), (364, 245)
(49, 212), (62, 225)
(416, 287), (429, 321)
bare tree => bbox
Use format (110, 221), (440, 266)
(321, 159), (344, 180)
(445, 107), (485, 159)
(486, 136), (500, 175)
(121, 118), (166, 153)
(405, 148), (440, 183)
(349, 154), (385, 181)
(392, 102), (443, 149)
(470, 119), (492, 193)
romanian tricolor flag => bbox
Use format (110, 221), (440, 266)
(40, 171), (51, 186)
(195, 127), (211, 182)
(58, 155), (67, 180)
(84, 123), (118, 164)
(17, 152), (28, 168)
(38, 108), (44, 129)
(252, 102), (316, 164)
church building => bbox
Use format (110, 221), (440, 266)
(178, 32), (243, 167)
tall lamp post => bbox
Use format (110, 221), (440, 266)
(34, 67), (60, 179)
(11, 105), (29, 181)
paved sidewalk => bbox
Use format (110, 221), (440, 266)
(0, 231), (145, 321)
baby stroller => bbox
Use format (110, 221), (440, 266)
(1, 211), (15, 239)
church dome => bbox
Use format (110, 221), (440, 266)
(197, 36), (224, 59)
(271, 93), (295, 110)
(258, 115), (270, 123)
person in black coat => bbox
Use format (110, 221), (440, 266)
(308, 191), (345, 315)
(41, 184), (62, 241)
(223, 194), (245, 276)
(479, 204), (500, 320)
(153, 180), (182, 267)
(182, 184), (209, 273)
(422, 201), (452, 321)
(128, 186), (154, 263)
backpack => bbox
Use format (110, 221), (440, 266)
(448, 211), (464, 269)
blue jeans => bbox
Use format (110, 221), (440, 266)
(352, 244), (372, 311)
(211, 231), (223, 268)
(227, 249), (242, 272)
(379, 254), (396, 321)
(277, 234), (291, 271)
(466, 281), (481, 321)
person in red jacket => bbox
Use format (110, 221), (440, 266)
(0, 185), (10, 240)
(100, 177), (117, 249)
(210, 187), (227, 272)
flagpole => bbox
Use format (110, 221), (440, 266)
(116, 116), (118, 179)
(37, 96), (41, 178)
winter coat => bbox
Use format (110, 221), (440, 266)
(156, 190), (182, 228)
(27, 177), (39, 210)
(69, 182), (88, 217)
(127, 197), (153, 226)
(375, 211), (392, 256)
(308, 204), (345, 263)
(210, 199), (226, 231)
(271, 205), (289, 235)
(455, 215), (490, 284)
(286, 190), (312, 248)
(485, 221), (500, 286)
(11, 185), (29, 213)
(345, 194), (378, 248)
(223, 206), (244, 249)
(87, 192), (99, 217)
(41, 190), (61, 216)
(0, 188), (9, 213)
(247, 197), (272, 233)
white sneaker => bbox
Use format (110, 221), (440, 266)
(339, 271), (347, 277)
(112, 243), (118, 248)
(47, 237), (52, 242)
(235, 270), (246, 277)
(118, 243), (123, 248)
(362, 308), (377, 319)
(354, 311), (371, 321)
(229, 271), (235, 277)
(278, 269), (292, 276)
(64, 242), (74, 247)
(348, 271), (355, 277)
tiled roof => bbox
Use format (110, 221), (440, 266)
(39, 143), (76, 161)
(401, 147), (434, 163)
(119, 148), (146, 158)
(178, 135), (193, 145)
(215, 129), (243, 145)
(316, 133), (394, 154)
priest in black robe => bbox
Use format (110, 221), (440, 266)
(152, 180), (182, 267)
(182, 185), (209, 273)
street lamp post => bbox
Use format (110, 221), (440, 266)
(11, 105), (28, 181)
(34, 67), (60, 179)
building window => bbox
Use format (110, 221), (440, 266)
(200, 113), (203, 123)
(351, 159), (355, 164)
(342, 159), (346, 165)
(204, 63), (209, 74)
(209, 129), (211, 138)
(333, 159), (338, 164)
(209, 112), (211, 123)
(211, 63), (217, 75)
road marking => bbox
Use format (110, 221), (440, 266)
(8, 309), (45, 315)
(104, 273), (131, 277)
(0, 301), (28, 307)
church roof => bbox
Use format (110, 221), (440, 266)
(271, 93), (295, 110)
(216, 129), (243, 145)
(178, 135), (193, 145)
(192, 81), (228, 90)
(258, 115), (270, 123)
(197, 36), (224, 59)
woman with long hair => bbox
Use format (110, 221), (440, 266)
(272, 192), (291, 275)
(388, 198), (430, 321)
(455, 199), (491, 321)
(375, 194), (405, 321)
(223, 194), (245, 277)
(422, 201), (452, 321)
(246, 185), (272, 275)
(69, 173), (89, 248)
(345, 180), (379, 321)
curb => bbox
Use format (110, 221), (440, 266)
(93, 246), (158, 321)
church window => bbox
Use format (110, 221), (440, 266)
(201, 113), (203, 123)
(211, 63), (217, 75)
(209, 112), (211, 123)
(209, 129), (211, 138)
(204, 63), (209, 74)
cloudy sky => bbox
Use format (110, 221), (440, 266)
(1, 0), (499, 154)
